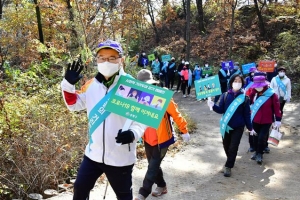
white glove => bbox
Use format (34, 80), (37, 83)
(159, 73), (163, 75)
(249, 129), (257, 136)
(275, 121), (281, 128)
(181, 133), (190, 142)
(207, 99), (214, 108)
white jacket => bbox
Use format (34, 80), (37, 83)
(61, 68), (147, 166)
(270, 75), (291, 100)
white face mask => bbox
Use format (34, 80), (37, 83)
(232, 82), (242, 90)
(279, 72), (285, 77)
(97, 62), (120, 77)
(182, 61), (185, 64)
(205, 64), (208, 67)
(255, 87), (263, 92)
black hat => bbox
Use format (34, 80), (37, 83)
(277, 66), (286, 72)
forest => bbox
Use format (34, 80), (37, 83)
(0, 0), (300, 199)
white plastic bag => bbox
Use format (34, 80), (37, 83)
(268, 127), (283, 146)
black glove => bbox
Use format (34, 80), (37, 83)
(65, 58), (84, 85)
(115, 129), (135, 144)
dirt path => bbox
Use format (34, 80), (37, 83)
(50, 90), (300, 200)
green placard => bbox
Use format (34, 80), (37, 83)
(105, 76), (174, 129)
(202, 66), (213, 77)
(161, 54), (171, 62)
(194, 75), (222, 100)
(148, 54), (155, 61)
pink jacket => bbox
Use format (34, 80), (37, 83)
(181, 67), (189, 81)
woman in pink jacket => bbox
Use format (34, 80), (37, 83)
(180, 62), (190, 98)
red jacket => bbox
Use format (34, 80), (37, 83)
(249, 87), (282, 124)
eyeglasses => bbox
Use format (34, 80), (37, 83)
(96, 56), (120, 63)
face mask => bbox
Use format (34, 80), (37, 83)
(205, 64), (208, 67)
(97, 62), (120, 77)
(182, 61), (185, 64)
(255, 87), (263, 92)
(279, 72), (285, 77)
(232, 82), (242, 90)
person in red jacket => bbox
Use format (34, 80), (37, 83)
(134, 69), (190, 200)
(249, 75), (282, 164)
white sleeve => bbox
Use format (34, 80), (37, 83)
(61, 78), (87, 111)
(129, 121), (148, 141)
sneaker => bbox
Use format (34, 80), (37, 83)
(263, 147), (270, 153)
(152, 186), (167, 197)
(134, 194), (145, 200)
(251, 153), (257, 160)
(177, 90), (181, 93)
(224, 167), (231, 177)
(256, 153), (263, 164)
(183, 95), (187, 98)
(248, 147), (255, 152)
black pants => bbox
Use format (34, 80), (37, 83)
(181, 81), (191, 95)
(252, 123), (272, 154)
(167, 72), (175, 89)
(223, 126), (244, 168)
(139, 142), (167, 198)
(176, 75), (182, 91)
(280, 100), (286, 115)
(73, 156), (134, 200)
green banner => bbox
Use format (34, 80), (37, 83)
(161, 54), (171, 62)
(148, 54), (155, 61)
(194, 75), (222, 100)
(105, 76), (174, 129)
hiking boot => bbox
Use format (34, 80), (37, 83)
(248, 147), (255, 152)
(134, 194), (145, 200)
(263, 147), (270, 153)
(251, 153), (257, 160)
(152, 186), (167, 197)
(224, 167), (231, 177)
(256, 153), (263, 164)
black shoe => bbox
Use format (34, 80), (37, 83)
(256, 153), (263, 164)
(251, 153), (257, 160)
(224, 167), (231, 177)
(248, 147), (255, 152)
(263, 147), (270, 153)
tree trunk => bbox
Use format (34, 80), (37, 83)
(33, 0), (44, 44)
(182, 0), (186, 40)
(229, 0), (238, 59)
(254, 0), (266, 38)
(163, 0), (168, 6)
(66, 0), (79, 49)
(196, 0), (205, 34)
(147, 0), (160, 44)
(186, 0), (191, 61)
(0, 0), (3, 20)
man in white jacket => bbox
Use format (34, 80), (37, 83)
(61, 39), (147, 200)
(270, 66), (291, 115)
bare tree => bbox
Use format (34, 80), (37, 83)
(254, 0), (266, 38)
(33, 0), (44, 44)
(186, 0), (191, 60)
(196, 0), (205, 34)
(147, 0), (160, 44)
(229, 0), (238, 59)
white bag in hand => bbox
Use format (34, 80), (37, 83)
(267, 127), (283, 146)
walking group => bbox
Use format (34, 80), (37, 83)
(60, 39), (291, 200)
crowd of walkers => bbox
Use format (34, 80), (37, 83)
(61, 40), (292, 200)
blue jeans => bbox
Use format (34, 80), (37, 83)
(73, 155), (134, 200)
(138, 142), (168, 198)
